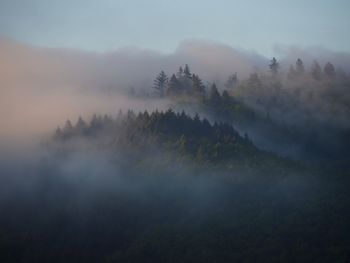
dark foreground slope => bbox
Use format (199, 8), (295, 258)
(0, 110), (349, 263)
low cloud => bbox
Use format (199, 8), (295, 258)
(1, 38), (350, 142)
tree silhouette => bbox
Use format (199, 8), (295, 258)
(225, 73), (238, 89)
(183, 64), (192, 79)
(166, 74), (181, 96)
(269, 57), (279, 75)
(153, 71), (168, 97)
(324, 62), (336, 79)
(296, 58), (305, 75)
(192, 74), (205, 97)
(209, 83), (221, 105)
(311, 60), (322, 80)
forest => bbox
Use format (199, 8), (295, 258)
(137, 59), (350, 165)
(0, 55), (349, 262)
(2, 0), (350, 261)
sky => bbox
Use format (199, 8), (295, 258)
(0, 0), (349, 55)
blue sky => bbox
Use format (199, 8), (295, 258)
(0, 0), (349, 55)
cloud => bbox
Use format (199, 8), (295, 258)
(1, 38), (350, 142)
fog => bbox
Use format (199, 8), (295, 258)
(2, 38), (350, 142)
(1, 38), (350, 262)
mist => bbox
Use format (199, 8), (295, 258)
(0, 129), (333, 263)
(1, 37), (350, 262)
(2, 38), (350, 142)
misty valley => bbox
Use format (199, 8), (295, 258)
(1, 59), (350, 262)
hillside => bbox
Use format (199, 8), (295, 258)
(52, 109), (303, 176)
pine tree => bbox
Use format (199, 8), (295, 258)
(222, 90), (231, 104)
(176, 66), (183, 78)
(166, 74), (181, 96)
(76, 116), (87, 130)
(311, 60), (322, 80)
(64, 119), (73, 131)
(295, 58), (305, 75)
(225, 73), (238, 89)
(324, 62), (336, 79)
(192, 74), (205, 97)
(209, 83), (221, 105)
(153, 71), (168, 97)
(183, 64), (192, 79)
(248, 72), (261, 86)
(269, 57), (279, 75)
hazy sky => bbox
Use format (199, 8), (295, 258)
(0, 0), (349, 55)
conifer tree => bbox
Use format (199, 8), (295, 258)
(295, 58), (305, 75)
(176, 66), (183, 78)
(225, 73), (238, 89)
(209, 83), (221, 105)
(269, 57), (279, 75)
(166, 74), (181, 96)
(183, 64), (192, 79)
(324, 62), (336, 79)
(311, 60), (322, 80)
(153, 70), (168, 97)
(192, 74), (205, 97)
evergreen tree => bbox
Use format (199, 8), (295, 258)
(269, 57), (279, 75)
(76, 116), (87, 130)
(64, 119), (73, 131)
(222, 90), (231, 104)
(153, 71), (168, 97)
(166, 74), (181, 96)
(248, 72), (261, 87)
(90, 114), (104, 131)
(183, 64), (192, 79)
(324, 62), (336, 79)
(192, 74), (206, 97)
(311, 60), (322, 80)
(295, 58), (305, 75)
(209, 83), (221, 105)
(225, 73), (238, 89)
(176, 66), (183, 78)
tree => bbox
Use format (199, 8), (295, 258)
(248, 72), (261, 87)
(222, 90), (231, 100)
(166, 74), (181, 96)
(295, 58), (305, 75)
(176, 66), (183, 78)
(153, 71), (168, 97)
(64, 119), (73, 132)
(324, 62), (336, 79)
(209, 83), (221, 105)
(192, 74), (206, 97)
(225, 73), (238, 90)
(90, 114), (103, 130)
(311, 60), (322, 80)
(269, 57), (279, 75)
(76, 116), (87, 131)
(183, 64), (192, 79)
